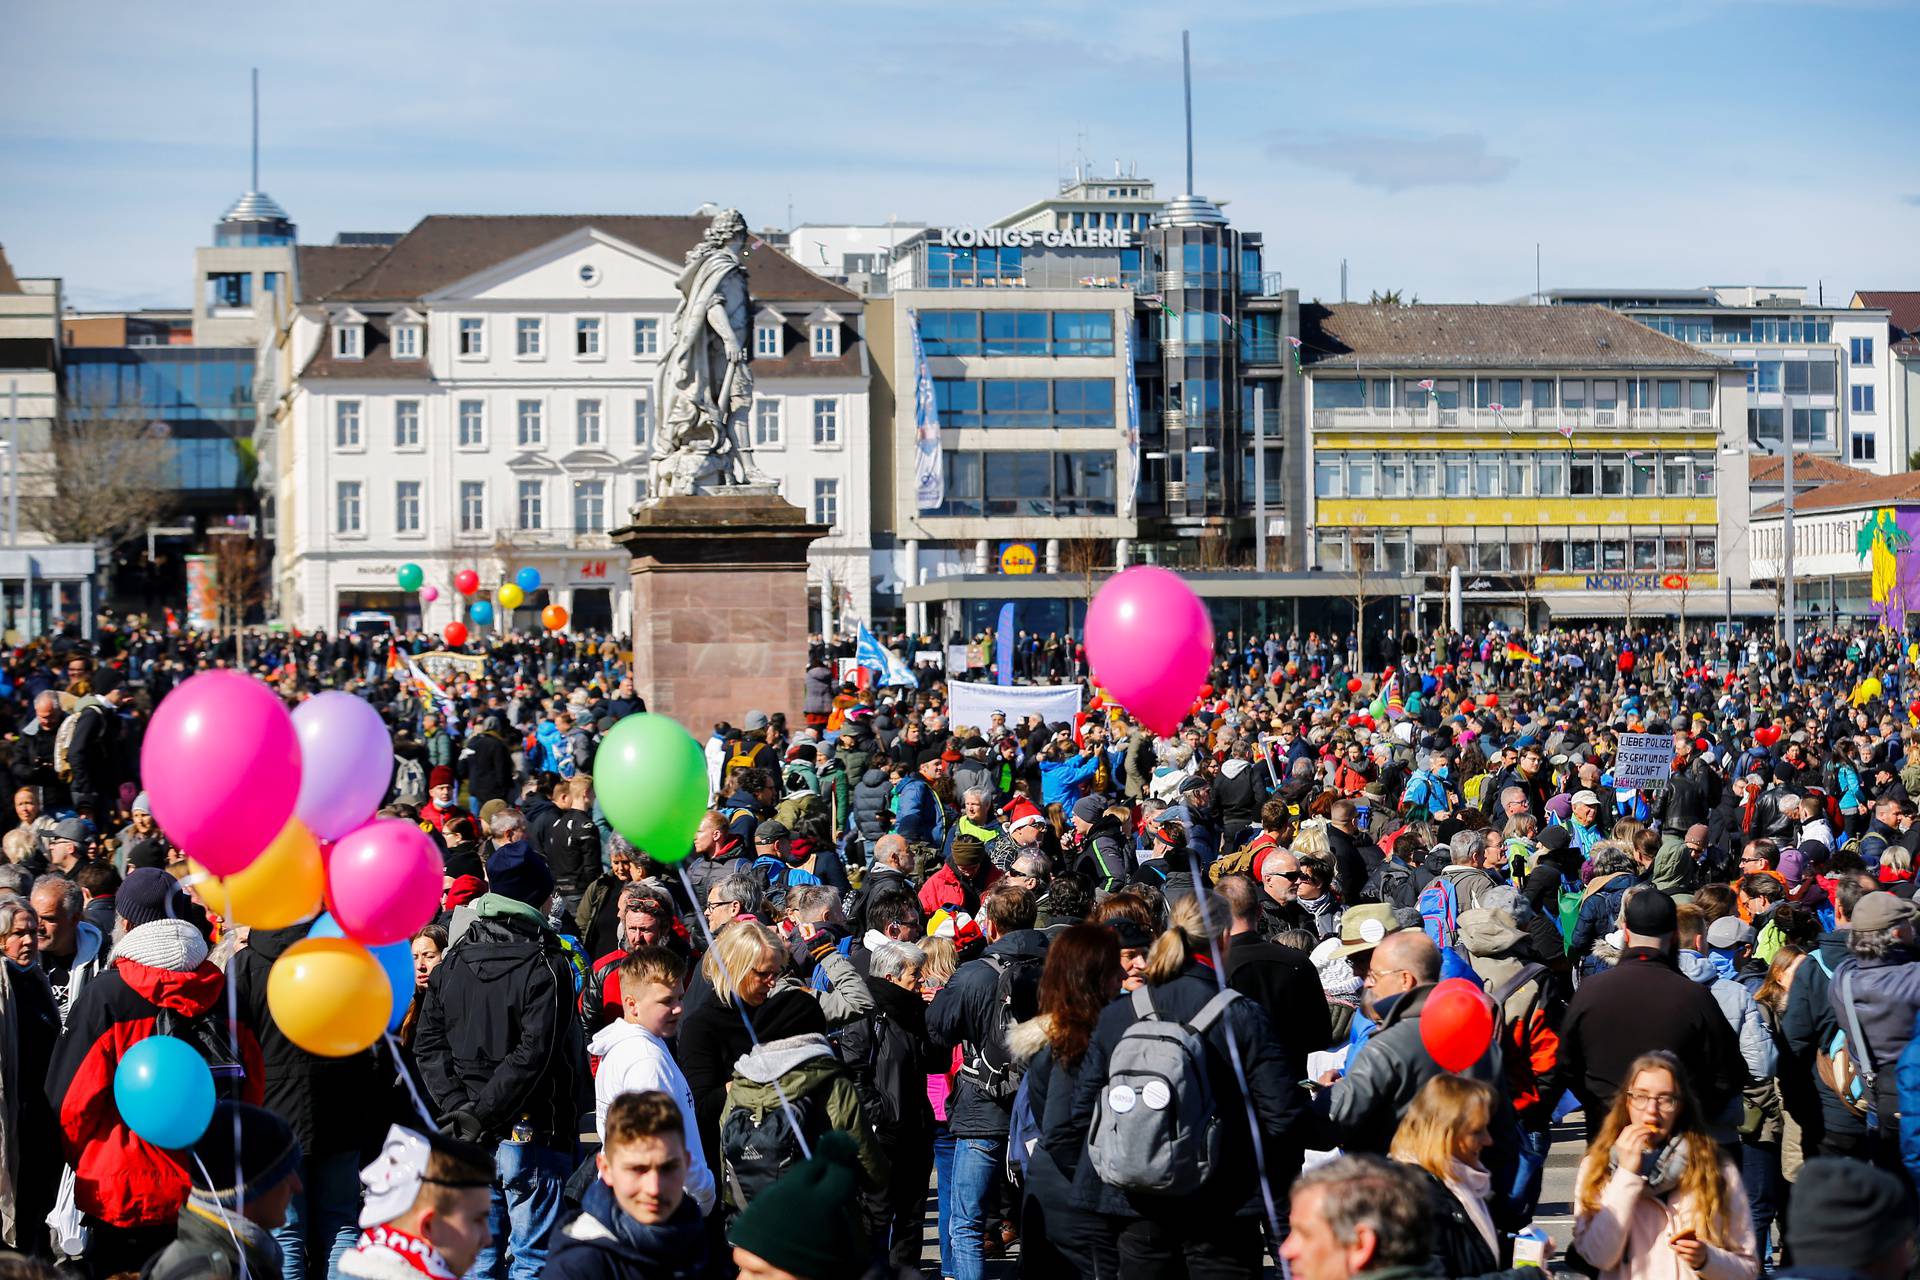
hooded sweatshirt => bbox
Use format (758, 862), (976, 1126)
(586, 1019), (716, 1214)
(1678, 949), (1777, 1134)
(717, 1033), (887, 1207)
(544, 1178), (706, 1280)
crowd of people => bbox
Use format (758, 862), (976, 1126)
(0, 615), (1918, 1279)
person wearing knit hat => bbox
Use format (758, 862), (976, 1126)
(421, 766), (460, 830)
(917, 832), (1002, 917)
(142, 1101), (302, 1279)
(1780, 1157), (1914, 1277)
(728, 1131), (867, 1280)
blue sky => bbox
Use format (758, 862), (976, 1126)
(6, 0), (1916, 311)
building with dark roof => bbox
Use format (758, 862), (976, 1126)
(1750, 470), (1920, 627)
(1300, 302), (1771, 626)
(257, 214), (874, 633)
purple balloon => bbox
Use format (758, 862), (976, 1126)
(293, 692), (395, 841)
(141, 671), (301, 875)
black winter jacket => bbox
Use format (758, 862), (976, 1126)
(1780, 928), (1864, 1150)
(837, 973), (937, 1137)
(413, 896), (584, 1145)
(851, 768), (893, 844)
(1224, 931), (1333, 1079)
(542, 808), (602, 897)
(463, 731), (515, 804)
(926, 928), (1049, 1138)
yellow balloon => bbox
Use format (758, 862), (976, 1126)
(1863, 676), (1884, 697)
(266, 937), (392, 1057)
(192, 820), (324, 929)
(498, 582), (525, 610)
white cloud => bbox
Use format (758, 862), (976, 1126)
(1264, 129), (1517, 192)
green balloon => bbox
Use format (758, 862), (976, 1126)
(592, 713), (708, 863)
(396, 563), (424, 592)
(1369, 697), (1388, 719)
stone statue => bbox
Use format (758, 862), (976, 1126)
(650, 208), (756, 497)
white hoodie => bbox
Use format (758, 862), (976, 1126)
(586, 1018), (717, 1215)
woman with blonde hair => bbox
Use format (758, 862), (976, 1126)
(1572, 1050), (1758, 1280)
(1069, 890), (1300, 1274)
(1390, 1075), (1511, 1274)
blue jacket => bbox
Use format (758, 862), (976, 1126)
(892, 773), (941, 844)
(544, 1179), (705, 1280)
(1898, 1008), (1920, 1190)
(1040, 752), (1101, 810)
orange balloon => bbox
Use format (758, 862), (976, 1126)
(266, 937), (392, 1057)
(191, 819), (324, 929)
(541, 604), (569, 632)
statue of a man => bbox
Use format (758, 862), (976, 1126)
(651, 208), (755, 496)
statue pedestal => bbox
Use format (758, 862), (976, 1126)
(612, 493), (829, 734)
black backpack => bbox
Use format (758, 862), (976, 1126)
(958, 953), (1043, 1102)
(1365, 859), (1418, 912)
(154, 1005), (248, 1099)
(721, 1092), (818, 1210)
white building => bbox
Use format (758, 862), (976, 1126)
(256, 215), (874, 634)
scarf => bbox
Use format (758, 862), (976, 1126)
(1609, 1134), (1691, 1199)
(354, 1225), (459, 1280)
(112, 918), (209, 971)
(1444, 1160), (1499, 1260)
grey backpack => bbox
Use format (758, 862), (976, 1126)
(1087, 985), (1240, 1195)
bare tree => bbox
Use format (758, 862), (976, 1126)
(22, 394), (173, 547)
(1345, 526), (1377, 676)
(209, 532), (266, 634)
(1059, 537), (1108, 612)
(1194, 529), (1234, 570)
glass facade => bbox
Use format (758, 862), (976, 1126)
(64, 348), (253, 491)
(919, 309), (1115, 357)
(931, 450), (1117, 517)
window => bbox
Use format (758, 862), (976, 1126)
(1593, 381), (1618, 412)
(394, 399), (421, 448)
(1600, 457), (1627, 496)
(1694, 458), (1717, 496)
(575, 399), (602, 446)
(810, 322), (839, 358)
(632, 318), (659, 356)
(1690, 380), (1712, 411)
(572, 479), (605, 532)
(1053, 311), (1115, 356)
(517, 479), (543, 530)
(1054, 379), (1115, 428)
(1663, 457), (1688, 496)
(1630, 454), (1656, 496)
(515, 317), (543, 358)
(458, 399), (485, 447)
(813, 478), (839, 529)
(1633, 538), (1658, 571)
(333, 324), (362, 359)
(1569, 454), (1597, 496)
(1663, 537), (1687, 571)
(460, 481), (485, 532)
(1657, 380), (1682, 410)
(983, 380), (1049, 427)
(576, 317), (602, 357)
(1563, 380), (1586, 411)
(755, 323), (782, 357)
(1695, 539), (1717, 570)
(1505, 456), (1531, 496)
(457, 317), (484, 356)
(335, 481), (362, 533)
(517, 399), (544, 447)
(1316, 380), (1366, 410)
(1851, 337), (1874, 366)
(1315, 530), (1349, 571)
(1853, 384), (1877, 413)
(334, 400), (362, 448)
(1853, 432), (1878, 463)
(920, 310), (982, 356)
(1477, 542), (1506, 572)
(984, 452), (1054, 516)
(1371, 379), (1393, 410)
(1536, 455), (1566, 496)
(390, 324), (419, 359)
(1792, 408), (1829, 443)
(753, 398), (782, 447)
(1347, 457), (1375, 497)
(1570, 541), (1596, 571)
(937, 450), (983, 516)
(983, 311), (1049, 356)
(633, 391), (653, 447)
(1379, 458), (1407, 496)
(1473, 456), (1501, 496)
(811, 398), (839, 446)
(1411, 457), (1439, 496)
(395, 481), (421, 533)
(1601, 540), (1627, 571)
(1055, 452), (1116, 515)
(1443, 456), (1469, 496)
(207, 271), (252, 310)
(1314, 457), (1343, 498)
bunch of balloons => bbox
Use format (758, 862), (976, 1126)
(1083, 567), (1212, 737)
(141, 673), (442, 1061)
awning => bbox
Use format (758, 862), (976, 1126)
(1542, 589), (1776, 619)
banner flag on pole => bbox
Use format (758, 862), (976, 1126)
(1123, 321), (1140, 518)
(856, 623), (917, 687)
(996, 602), (1016, 687)
(909, 309), (943, 512)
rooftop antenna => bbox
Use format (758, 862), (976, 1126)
(1181, 30), (1195, 194)
(250, 67), (260, 191)
(1341, 259), (1348, 303)
(1535, 243), (1541, 306)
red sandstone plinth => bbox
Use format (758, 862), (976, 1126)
(611, 491), (828, 736)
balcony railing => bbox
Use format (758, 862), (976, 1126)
(1306, 404), (1719, 432)
(1241, 271), (1285, 297)
(1241, 337), (1282, 364)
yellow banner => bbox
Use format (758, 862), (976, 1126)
(1534, 573), (1720, 591)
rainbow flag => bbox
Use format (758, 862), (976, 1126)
(1506, 643), (1539, 665)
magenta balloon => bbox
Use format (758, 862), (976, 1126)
(141, 671), (301, 876)
(1083, 566), (1214, 737)
(293, 692), (396, 841)
(327, 819), (444, 946)
(421, 585), (439, 603)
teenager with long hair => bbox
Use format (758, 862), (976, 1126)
(1572, 1050), (1758, 1280)
(1012, 923), (1123, 1278)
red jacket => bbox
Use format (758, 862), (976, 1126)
(919, 861), (1002, 917)
(46, 957), (264, 1228)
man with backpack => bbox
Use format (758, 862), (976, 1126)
(61, 666), (130, 822)
(46, 868), (266, 1277)
(1457, 902), (1562, 1221)
(926, 883), (1047, 1280)
(1782, 871), (1879, 1158)
(1826, 891), (1920, 1181)
(717, 1027), (887, 1214)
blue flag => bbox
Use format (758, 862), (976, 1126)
(996, 602), (1015, 687)
(856, 624), (917, 687)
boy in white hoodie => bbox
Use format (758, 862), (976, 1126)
(587, 946), (717, 1216)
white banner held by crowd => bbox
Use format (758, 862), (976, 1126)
(947, 681), (1084, 731)
(1613, 732), (1673, 789)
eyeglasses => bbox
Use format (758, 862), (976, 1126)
(1626, 1090), (1681, 1111)
(1264, 869), (1297, 883)
(706, 898), (738, 912)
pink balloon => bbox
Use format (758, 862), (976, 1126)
(326, 819), (444, 946)
(141, 671), (301, 875)
(1084, 566), (1214, 737)
(421, 585), (440, 603)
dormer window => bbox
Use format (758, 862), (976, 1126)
(754, 308), (785, 358)
(810, 321), (839, 359)
(332, 308), (366, 360)
(389, 308), (423, 360)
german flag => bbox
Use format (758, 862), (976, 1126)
(1505, 643), (1539, 665)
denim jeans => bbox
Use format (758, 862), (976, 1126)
(1508, 1126), (1553, 1224)
(470, 1137), (573, 1280)
(932, 1124), (957, 1279)
(272, 1149), (362, 1280)
(948, 1137), (1003, 1280)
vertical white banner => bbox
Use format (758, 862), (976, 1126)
(1122, 316), (1140, 518)
(909, 309), (943, 511)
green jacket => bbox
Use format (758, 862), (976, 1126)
(718, 1033), (887, 1208)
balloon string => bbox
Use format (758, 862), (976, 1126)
(673, 861), (813, 1162)
(1189, 886), (1285, 1247)
(191, 1151), (251, 1276)
(224, 940), (249, 1280)
(385, 1031), (443, 1133)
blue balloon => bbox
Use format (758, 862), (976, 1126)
(308, 913), (414, 1031)
(115, 1036), (215, 1149)
(469, 599), (495, 627)
(515, 566), (542, 594)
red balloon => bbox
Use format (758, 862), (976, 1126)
(1270, 670), (1285, 687)
(1420, 978), (1495, 1072)
(453, 569), (480, 596)
(1200, 684), (1215, 699)
(1909, 701), (1920, 718)
(1755, 725), (1782, 749)
(1481, 693), (1499, 708)
(1089, 695), (1105, 711)
(1347, 678), (1363, 694)
(443, 622), (468, 647)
